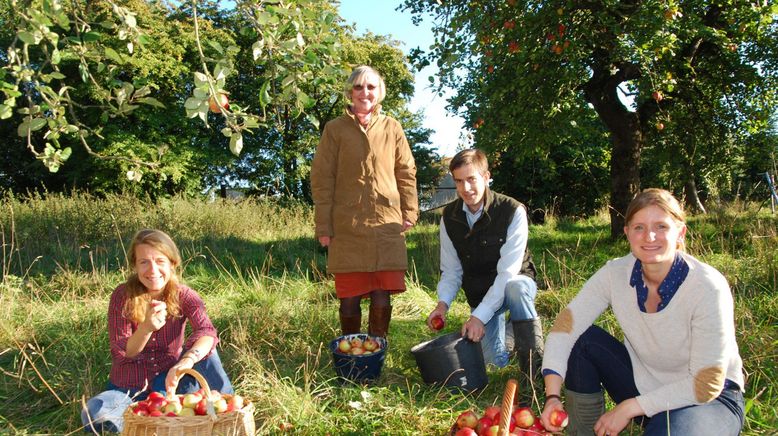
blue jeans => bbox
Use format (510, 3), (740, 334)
(480, 275), (538, 368)
(81, 349), (233, 433)
(566, 326), (745, 435)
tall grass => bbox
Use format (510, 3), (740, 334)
(0, 193), (775, 434)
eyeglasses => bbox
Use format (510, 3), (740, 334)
(352, 84), (377, 91)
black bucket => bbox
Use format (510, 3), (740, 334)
(329, 333), (387, 382)
(410, 332), (488, 392)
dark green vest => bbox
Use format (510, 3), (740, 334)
(443, 190), (536, 308)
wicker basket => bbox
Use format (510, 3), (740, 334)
(449, 378), (518, 436)
(121, 368), (255, 436)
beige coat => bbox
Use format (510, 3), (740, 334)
(311, 111), (419, 273)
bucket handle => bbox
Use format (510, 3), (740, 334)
(498, 378), (518, 436)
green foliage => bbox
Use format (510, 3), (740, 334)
(1, 194), (776, 434)
(402, 0), (778, 231)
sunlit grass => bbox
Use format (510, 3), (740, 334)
(0, 193), (775, 434)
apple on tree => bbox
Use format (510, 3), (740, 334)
(208, 93), (229, 114)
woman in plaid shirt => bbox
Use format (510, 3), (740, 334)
(81, 229), (233, 433)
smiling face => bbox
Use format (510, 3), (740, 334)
(624, 204), (686, 267)
(134, 243), (174, 295)
(350, 71), (381, 114)
(452, 163), (490, 213)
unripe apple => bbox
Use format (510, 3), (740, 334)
(337, 338), (351, 353)
(178, 407), (196, 417)
(549, 409), (569, 428)
(182, 392), (202, 408)
(208, 93), (229, 113)
(214, 398), (229, 413)
(163, 400), (182, 415)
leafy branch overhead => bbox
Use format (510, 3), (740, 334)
(2, 0), (344, 176)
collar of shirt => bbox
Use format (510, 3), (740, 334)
(629, 253), (690, 312)
(462, 201), (484, 229)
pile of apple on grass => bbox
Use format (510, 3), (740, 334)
(452, 401), (568, 436)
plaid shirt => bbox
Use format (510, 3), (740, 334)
(108, 284), (218, 390)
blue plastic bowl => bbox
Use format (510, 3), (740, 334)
(329, 334), (388, 381)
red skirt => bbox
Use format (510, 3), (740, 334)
(334, 270), (407, 299)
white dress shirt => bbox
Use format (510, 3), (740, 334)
(436, 201), (529, 324)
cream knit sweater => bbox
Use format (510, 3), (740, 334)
(542, 252), (745, 417)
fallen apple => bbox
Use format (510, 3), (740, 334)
(456, 410), (479, 429)
(512, 406), (535, 428)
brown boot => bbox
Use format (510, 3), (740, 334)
(368, 305), (392, 338)
(339, 308), (362, 336)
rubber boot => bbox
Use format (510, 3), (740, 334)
(513, 318), (544, 405)
(368, 304), (392, 338)
(564, 389), (605, 436)
(339, 308), (361, 336)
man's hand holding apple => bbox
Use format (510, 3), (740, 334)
(427, 301), (448, 330)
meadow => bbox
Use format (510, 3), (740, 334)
(0, 193), (776, 435)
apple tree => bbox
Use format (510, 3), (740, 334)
(402, 0), (778, 236)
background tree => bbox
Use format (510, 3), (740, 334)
(402, 0), (778, 236)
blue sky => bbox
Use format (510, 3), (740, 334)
(338, 0), (464, 157)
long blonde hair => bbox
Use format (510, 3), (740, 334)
(625, 188), (687, 251)
(123, 229), (182, 324)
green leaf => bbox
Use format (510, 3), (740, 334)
(18, 31), (38, 45)
(0, 104), (11, 120)
(60, 147), (72, 160)
(229, 132), (243, 155)
(307, 113), (319, 130)
(51, 49), (61, 65)
(82, 31), (102, 42)
(29, 118), (47, 132)
(105, 47), (123, 64)
(138, 97), (166, 109)
(208, 40), (224, 54)
(252, 39), (264, 61)
(259, 81), (271, 108)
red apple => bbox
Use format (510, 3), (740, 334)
(228, 394), (244, 411)
(503, 20), (516, 30)
(546, 33), (556, 41)
(148, 409), (163, 417)
(455, 428), (478, 436)
(349, 337), (363, 348)
(549, 409), (569, 428)
(529, 421), (546, 432)
(512, 406), (535, 429)
(208, 93), (229, 113)
(483, 405), (501, 422)
(557, 24), (566, 37)
(147, 391), (165, 401)
(456, 410), (479, 429)
(350, 347), (365, 356)
(133, 404), (149, 416)
(656, 122), (665, 131)
(508, 41), (520, 53)
(476, 417), (493, 435)
(552, 44), (564, 55)
(363, 337), (379, 351)
(430, 315), (445, 331)
(487, 65), (495, 73)
(652, 90), (663, 102)
(194, 398), (208, 416)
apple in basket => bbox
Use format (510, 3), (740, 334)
(163, 399), (182, 415)
(363, 337), (379, 352)
(512, 406), (535, 428)
(227, 394), (245, 412)
(454, 428), (477, 436)
(455, 410), (478, 429)
(182, 392), (203, 408)
(349, 337), (363, 348)
(195, 398), (208, 416)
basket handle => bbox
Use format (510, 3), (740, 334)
(175, 367), (217, 416)
(498, 379), (518, 436)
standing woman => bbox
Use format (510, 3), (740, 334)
(82, 229), (232, 432)
(311, 65), (418, 338)
(540, 189), (744, 436)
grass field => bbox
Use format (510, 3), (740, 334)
(1, 193), (776, 434)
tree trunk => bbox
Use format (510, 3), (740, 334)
(684, 179), (706, 214)
(584, 68), (643, 238)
